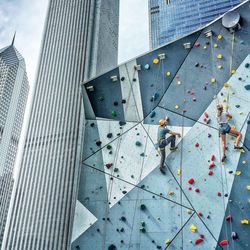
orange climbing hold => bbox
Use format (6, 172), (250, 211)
(220, 240), (229, 246)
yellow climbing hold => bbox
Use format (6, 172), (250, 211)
(235, 171), (241, 176)
(247, 186), (250, 190)
(177, 168), (181, 176)
(168, 191), (175, 196)
(153, 58), (159, 64)
(166, 71), (171, 76)
(240, 148), (245, 153)
(165, 239), (171, 245)
(248, 198), (250, 203)
(241, 219), (249, 224)
(218, 34), (223, 40)
(217, 54), (223, 59)
(224, 82), (230, 88)
(211, 78), (216, 83)
(231, 69), (236, 74)
(190, 224), (197, 232)
(177, 81), (181, 85)
(214, 43), (218, 48)
(217, 65), (223, 69)
(175, 105), (179, 109)
(213, 95), (217, 100)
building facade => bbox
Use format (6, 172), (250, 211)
(1, 0), (119, 249)
(0, 44), (29, 247)
(149, 0), (243, 48)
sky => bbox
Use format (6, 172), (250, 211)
(0, 0), (149, 176)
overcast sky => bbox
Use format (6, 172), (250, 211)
(0, 0), (149, 176)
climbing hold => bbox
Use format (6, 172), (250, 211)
(200, 234), (204, 239)
(235, 104), (240, 108)
(141, 221), (146, 227)
(107, 145), (112, 150)
(132, 78), (137, 82)
(150, 111), (156, 118)
(244, 85), (250, 91)
(211, 154), (215, 161)
(242, 160), (247, 164)
(195, 143), (199, 148)
(231, 69), (236, 74)
(214, 43), (218, 48)
(245, 63), (250, 68)
(195, 238), (203, 245)
(165, 239), (171, 245)
(121, 99), (126, 104)
(241, 219), (249, 224)
(231, 232), (238, 240)
(217, 54), (223, 59)
(111, 111), (117, 117)
(246, 186), (250, 190)
(218, 192), (222, 197)
(195, 62), (199, 67)
(113, 101), (118, 106)
(175, 105), (179, 109)
(166, 71), (171, 76)
(195, 188), (200, 193)
(144, 64), (150, 70)
(226, 214), (233, 221)
(122, 190), (127, 194)
(187, 209), (193, 215)
(235, 171), (241, 176)
(220, 240), (229, 246)
(188, 187), (192, 191)
(119, 121), (126, 126)
(177, 168), (181, 176)
(108, 244), (117, 250)
(120, 216), (126, 222)
(208, 170), (213, 176)
(190, 224), (197, 232)
(120, 76), (125, 81)
(140, 227), (146, 233)
(114, 168), (119, 172)
(208, 133), (212, 138)
(194, 42), (200, 47)
(107, 133), (113, 139)
(168, 191), (175, 196)
(96, 140), (102, 146)
(217, 65), (223, 69)
(188, 178), (195, 185)
(211, 78), (216, 83)
(198, 212), (203, 217)
(209, 162), (216, 169)
(204, 112), (209, 118)
(140, 204), (146, 210)
(106, 163), (113, 169)
(135, 141), (142, 147)
(153, 58), (159, 64)
(224, 82), (230, 88)
(156, 246), (161, 249)
(217, 34), (223, 39)
(177, 80), (181, 85)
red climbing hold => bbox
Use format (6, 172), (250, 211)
(204, 112), (209, 118)
(195, 188), (200, 193)
(218, 192), (222, 197)
(198, 212), (203, 217)
(200, 234), (204, 239)
(195, 238), (203, 245)
(106, 163), (113, 169)
(209, 162), (216, 169)
(194, 42), (200, 48)
(211, 155), (215, 161)
(188, 187), (192, 191)
(204, 118), (207, 122)
(195, 143), (199, 148)
(188, 178), (195, 185)
(220, 240), (229, 246)
(226, 215), (233, 221)
(208, 170), (213, 176)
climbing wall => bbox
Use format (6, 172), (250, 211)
(73, 1), (250, 249)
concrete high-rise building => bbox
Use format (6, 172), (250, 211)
(2, 0), (119, 249)
(149, 0), (243, 48)
(0, 42), (29, 247)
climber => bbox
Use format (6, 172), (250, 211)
(157, 116), (181, 174)
(217, 104), (243, 162)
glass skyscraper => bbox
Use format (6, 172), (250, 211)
(149, 0), (243, 48)
(2, 0), (119, 249)
(0, 43), (29, 248)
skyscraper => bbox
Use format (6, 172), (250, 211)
(2, 0), (119, 249)
(149, 0), (243, 48)
(0, 42), (29, 247)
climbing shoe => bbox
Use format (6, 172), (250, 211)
(234, 145), (244, 150)
(221, 155), (227, 163)
(170, 146), (178, 151)
(160, 167), (166, 175)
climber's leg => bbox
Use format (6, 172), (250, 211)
(230, 128), (243, 149)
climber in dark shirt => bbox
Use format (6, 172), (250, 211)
(157, 117), (181, 174)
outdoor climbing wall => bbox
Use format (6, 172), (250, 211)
(73, 1), (250, 250)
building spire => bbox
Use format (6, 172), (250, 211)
(11, 31), (16, 46)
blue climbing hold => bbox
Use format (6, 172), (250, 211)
(244, 85), (250, 91)
(235, 104), (240, 108)
(150, 111), (156, 118)
(245, 63), (250, 68)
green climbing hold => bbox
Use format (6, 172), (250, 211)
(107, 145), (112, 150)
(114, 168), (119, 172)
(135, 141), (142, 147)
(111, 110), (117, 117)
